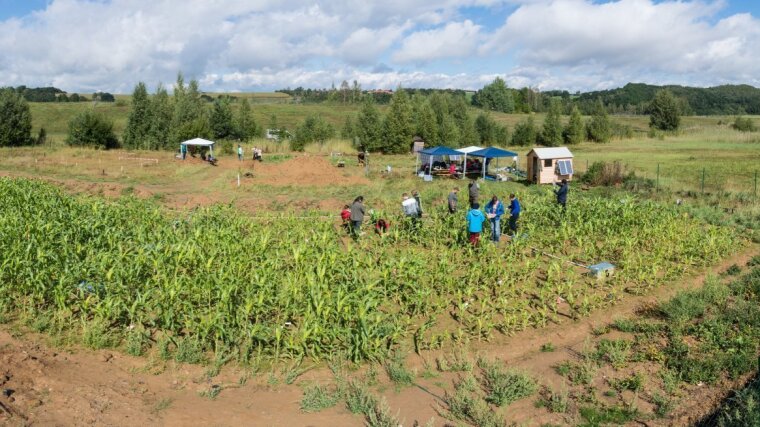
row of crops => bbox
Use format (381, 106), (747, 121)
(0, 177), (741, 362)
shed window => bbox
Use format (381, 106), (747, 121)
(557, 159), (574, 175)
(543, 159), (552, 167)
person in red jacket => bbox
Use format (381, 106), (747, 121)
(340, 204), (351, 232)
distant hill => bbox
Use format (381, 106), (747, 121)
(577, 83), (760, 115)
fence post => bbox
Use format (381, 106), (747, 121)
(701, 168), (706, 194)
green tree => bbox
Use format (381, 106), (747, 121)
(235, 98), (257, 140)
(0, 88), (32, 147)
(540, 99), (563, 146)
(123, 82), (151, 149)
(511, 116), (537, 146)
(66, 110), (119, 149)
(563, 105), (585, 144)
(649, 89), (681, 131)
(412, 95), (437, 145)
(170, 74), (207, 145)
(732, 116), (757, 132)
(587, 100), (612, 143)
(383, 87), (415, 153)
(472, 77), (514, 113)
(440, 115), (461, 146)
(291, 115), (334, 151)
(147, 84), (173, 150)
(449, 95), (478, 146)
(341, 115), (355, 139)
(475, 112), (509, 146)
(210, 96), (235, 139)
(356, 98), (383, 151)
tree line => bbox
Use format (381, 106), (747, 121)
(8, 86), (115, 103)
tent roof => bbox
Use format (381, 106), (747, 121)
(180, 138), (216, 147)
(468, 147), (519, 158)
(456, 146), (484, 154)
(419, 146), (462, 156)
(529, 147), (573, 159)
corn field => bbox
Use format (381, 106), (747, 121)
(0, 177), (740, 362)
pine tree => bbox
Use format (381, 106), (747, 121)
(563, 105), (585, 144)
(440, 115), (461, 146)
(587, 100), (612, 143)
(0, 88), (32, 147)
(649, 89), (681, 131)
(472, 77), (514, 113)
(235, 98), (257, 141)
(341, 115), (355, 139)
(356, 98), (383, 151)
(540, 99), (563, 147)
(511, 116), (537, 146)
(412, 95), (437, 145)
(383, 87), (415, 153)
(171, 75), (208, 144)
(123, 82), (151, 149)
(210, 96), (235, 139)
(449, 95), (477, 146)
(147, 83), (172, 150)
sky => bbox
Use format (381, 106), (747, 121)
(0, 0), (759, 93)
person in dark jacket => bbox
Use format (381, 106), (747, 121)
(484, 195), (505, 243)
(412, 190), (423, 217)
(468, 179), (480, 208)
(466, 202), (485, 246)
(508, 193), (521, 235)
(447, 187), (459, 214)
(349, 196), (365, 239)
(555, 179), (569, 210)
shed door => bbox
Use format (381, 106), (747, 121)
(532, 156), (538, 183)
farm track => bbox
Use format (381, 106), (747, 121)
(1, 245), (756, 426)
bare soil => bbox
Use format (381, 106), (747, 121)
(1, 247), (756, 427)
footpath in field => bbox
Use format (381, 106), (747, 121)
(1, 247), (757, 426)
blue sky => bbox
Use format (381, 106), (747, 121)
(0, 0), (759, 93)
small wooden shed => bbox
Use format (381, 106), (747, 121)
(526, 147), (574, 184)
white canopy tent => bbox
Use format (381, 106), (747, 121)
(180, 138), (216, 157)
(455, 146), (484, 177)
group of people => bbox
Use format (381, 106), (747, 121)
(237, 145), (263, 162)
(340, 178), (569, 245)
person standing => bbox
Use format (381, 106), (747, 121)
(484, 195), (505, 243)
(508, 193), (521, 236)
(180, 144), (187, 160)
(466, 203), (485, 246)
(448, 187), (459, 214)
(340, 204), (351, 232)
(402, 193), (421, 228)
(555, 179), (569, 210)
(468, 179), (480, 208)
(350, 196), (365, 239)
(237, 144), (243, 161)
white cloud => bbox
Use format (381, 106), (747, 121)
(394, 20), (483, 64)
(0, 0), (758, 92)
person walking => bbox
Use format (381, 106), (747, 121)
(448, 187), (459, 214)
(555, 179), (569, 210)
(237, 144), (243, 161)
(466, 203), (485, 246)
(484, 195), (505, 243)
(468, 179), (480, 208)
(350, 196), (365, 239)
(507, 193), (521, 236)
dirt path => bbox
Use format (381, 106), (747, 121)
(1, 246), (756, 426)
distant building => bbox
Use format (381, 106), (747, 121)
(526, 147), (574, 184)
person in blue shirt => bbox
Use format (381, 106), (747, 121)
(555, 179), (568, 210)
(484, 195), (505, 243)
(466, 202), (485, 246)
(508, 193), (521, 236)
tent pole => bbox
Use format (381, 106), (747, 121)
(463, 154), (467, 179)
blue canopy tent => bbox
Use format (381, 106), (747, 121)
(416, 146), (462, 178)
(468, 147), (519, 179)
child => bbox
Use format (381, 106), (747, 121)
(340, 204), (351, 232)
(466, 203), (485, 246)
(374, 218), (389, 235)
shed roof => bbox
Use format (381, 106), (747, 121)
(529, 147), (573, 159)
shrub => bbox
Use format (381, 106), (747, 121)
(580, 161), (627, 186)
(0, 88), (33, 146)
(66, 110), (119, 149)
(732, 116), (757, 132)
